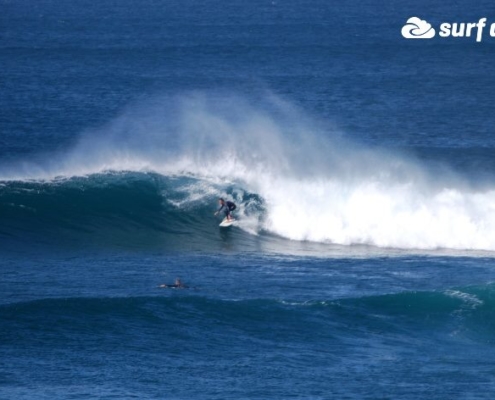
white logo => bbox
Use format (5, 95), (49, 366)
(401, 17), (435, 39)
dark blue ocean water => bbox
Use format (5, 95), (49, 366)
(2, 0), (495, 398)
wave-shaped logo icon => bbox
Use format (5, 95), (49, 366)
(401, 17), (435, 39)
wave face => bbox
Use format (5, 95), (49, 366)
(4, 282), (495, 345)
(4, 284), (494, 399)
(2, 92), (495, 252)
(0, 173), (265, 251)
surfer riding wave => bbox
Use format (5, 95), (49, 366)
(215, 198), (236, 221)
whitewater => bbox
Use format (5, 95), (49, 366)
(1, 92), (495, 252)
(4, 1), (495, 399)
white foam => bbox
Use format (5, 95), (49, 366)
(2, 91), (495, 251)
(260, 177), (495, 250)
(445, 290), (483, 309)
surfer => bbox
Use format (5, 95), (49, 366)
(174, 278), (185, 288)
(159, 277), (188, 289)
(214, 198), (236, 221)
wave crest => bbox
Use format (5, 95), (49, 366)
(2, 92), (495, 252)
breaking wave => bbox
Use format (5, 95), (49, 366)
(1, 91), (495, 252)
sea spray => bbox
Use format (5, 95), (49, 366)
(1, 92), (495, 251)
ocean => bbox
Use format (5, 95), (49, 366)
(2, 0), (495, 398)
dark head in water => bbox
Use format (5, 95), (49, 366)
(175, 278), (185, 288)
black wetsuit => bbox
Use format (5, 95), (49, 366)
(218, 201), (236, 218)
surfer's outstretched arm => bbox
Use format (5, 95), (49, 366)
(215, 201), (226, 216)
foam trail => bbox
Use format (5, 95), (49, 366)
(2, 91), (495, 251)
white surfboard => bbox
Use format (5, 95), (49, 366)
(219, 218), (235, 227)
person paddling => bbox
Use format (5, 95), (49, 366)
(159, 277), (188, 289)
